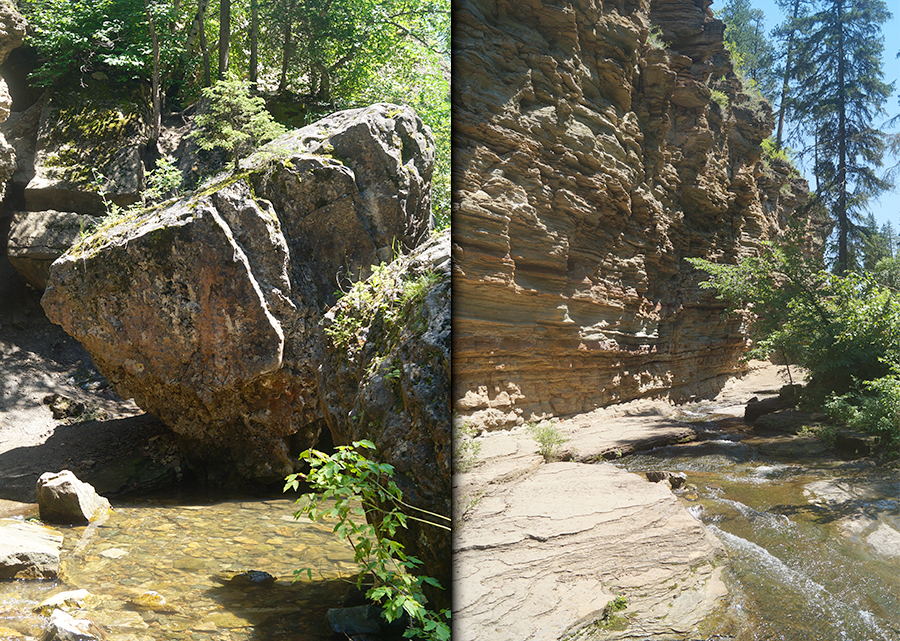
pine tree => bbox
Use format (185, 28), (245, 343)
(717, 0), (778, 99)
(189, 78), (286, 171)
(790, 0), (894, 273)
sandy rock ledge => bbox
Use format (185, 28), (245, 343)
(453, 421), (728, 641)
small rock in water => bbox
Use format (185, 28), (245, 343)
(40, 609), (102, 641)
(645, 470), (687, 489)
(229, 570), (276, 586)
(36, 470), (111, 525)
(33, 589), (92, 615)
(327, 605), (383, 636)
(128, 590), (177, 613)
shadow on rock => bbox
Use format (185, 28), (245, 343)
(0, 413), (175, 502)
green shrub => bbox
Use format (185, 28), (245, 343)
(527, 421), (569, 462)
(144, 155), (183, 203)
(826, 377), (900, 458)
(648, 25), (668, 49)
(710, 89), (729, 110)
(285, 440), (450, 639)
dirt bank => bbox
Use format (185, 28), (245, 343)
(0, 269), (174, 509)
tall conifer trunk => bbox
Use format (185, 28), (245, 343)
(218, 0), (230, 80)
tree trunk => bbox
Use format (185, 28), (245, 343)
(776, 0), (801, 148)
(250, 0), (258, 89)
(279, 11), (293, 93)
(836, 0), (849, 273)
(145, 2), (161, 148)
(200, 26), (211, 86)
(218, 0), (231, 81)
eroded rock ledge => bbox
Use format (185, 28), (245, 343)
(453, 0), (821, 428)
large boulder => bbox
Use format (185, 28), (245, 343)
(0, 518), (64, 579)
(25, 80), (149, 214)
(42, 104), (435, 481)
(7, 210), (100, 289)
(0, 0), (26, 204)
(36, 470), (111, 524)
(317, 229), (451, 602)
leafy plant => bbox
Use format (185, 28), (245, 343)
(709, 89), (729, 110)
(284, 440), (450, 640)
(144, 155), (183, 203)
(826, 377), (900, 458)
(527, 421), (569, 462)
(648, 25), (668, 49)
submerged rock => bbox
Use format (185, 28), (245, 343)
(41, 104), (435, 482)
(0, 518), (63, 579)
(33, 590), (93, 616)
(36, 470), (110, 524)
(39, 609), (102, 641)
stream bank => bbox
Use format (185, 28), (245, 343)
(453, 362), (899, 640)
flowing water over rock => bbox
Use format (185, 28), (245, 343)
(0, 491), (358, 640)
(614, 412), (900, 640)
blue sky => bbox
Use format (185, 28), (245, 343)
(720, 0), (900, 231)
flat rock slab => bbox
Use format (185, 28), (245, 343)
(0, 518), (64, 579)
(452, 365), (794, 640)
(454, 462), (726, 641)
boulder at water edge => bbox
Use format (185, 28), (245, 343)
(36, 470), (110, 524)
(41, 104), (434, 481)
(317, 230), (451, 602)
(0, 518), (63, 579)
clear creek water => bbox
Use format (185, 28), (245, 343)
(0, 491), (359, 640)
(614, 415), (900, 640)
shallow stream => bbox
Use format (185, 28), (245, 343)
(614, 411), (900, 640)
(0, 490), (358, 640)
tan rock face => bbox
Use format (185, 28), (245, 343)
(453, 0), (817, 428)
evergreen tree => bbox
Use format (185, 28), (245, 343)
(717, 0), (778, 99)
(772, 0), (814, 148)
(189, 78), (286, 171)
(790, 0), (894, 273)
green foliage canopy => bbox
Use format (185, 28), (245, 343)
(689, 242), (900, 456)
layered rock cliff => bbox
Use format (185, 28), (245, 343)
(453, 0), (816, 428)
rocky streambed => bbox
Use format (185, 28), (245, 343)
(453, 363), (900, 640)
(0, 489), (361, 640)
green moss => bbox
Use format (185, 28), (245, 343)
(43, 91), (145, 187)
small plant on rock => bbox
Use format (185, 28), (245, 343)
(285, 440), (450, 640)
(144, 155), (183, 203)
(527, 420), (569, 462)
(453, 417), (481, 473)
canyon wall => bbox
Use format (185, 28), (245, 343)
(453, 0), (819, 428)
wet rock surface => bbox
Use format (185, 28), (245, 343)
(453, 363), (794, 639)
(36, 469), (110, 524)
(0, 518), (63, 579)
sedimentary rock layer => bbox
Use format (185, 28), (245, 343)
(453, 0), (815, 428)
